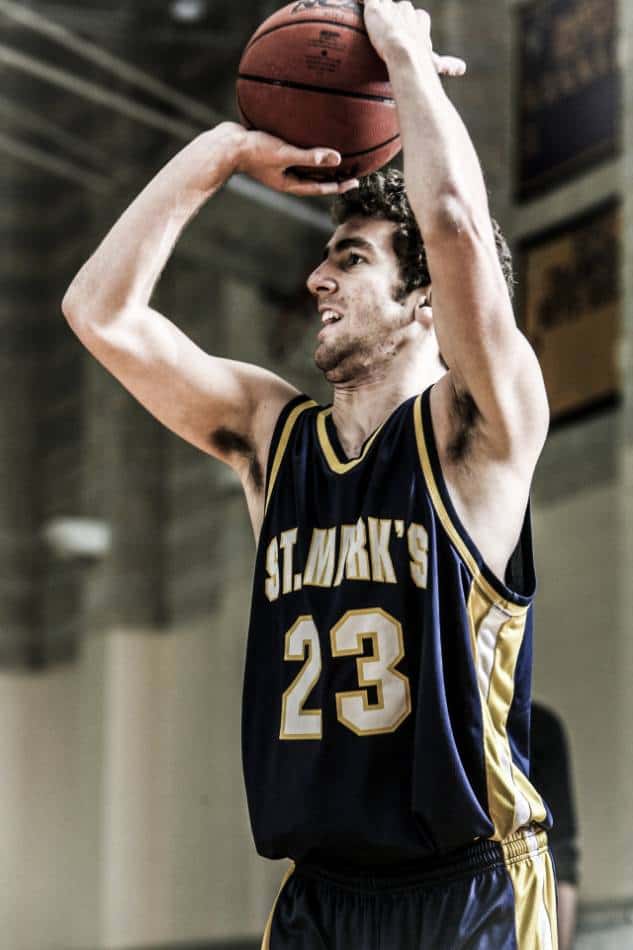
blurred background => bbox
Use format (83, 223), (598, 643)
(0, 0), (631, 947)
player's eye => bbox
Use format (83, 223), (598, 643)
(344, 253), (365, 268)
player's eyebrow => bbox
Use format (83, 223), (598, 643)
(323, 236), (375, 260)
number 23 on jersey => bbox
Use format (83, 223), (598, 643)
(280, 608), (412, 741)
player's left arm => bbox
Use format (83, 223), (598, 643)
(365, 0), (549, 459)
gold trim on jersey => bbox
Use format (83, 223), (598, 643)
(413, 395), (524, 615)
(261, 861), (296, 950)
(316, 407), (386, 474)
(265, 400), (317, 514)
(466, 584), (547, 840)
(501, 828), (558, 950)
(413, 394), (547, 838)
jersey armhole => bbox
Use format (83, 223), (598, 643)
(264, 394), (317, 514)
(414, 387), (536, 612)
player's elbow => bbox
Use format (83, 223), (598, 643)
(61, 283), (81, 326)
(423, 192), (487, 246)
(61, 266), (94, 327)
(62, 271), (121, 335)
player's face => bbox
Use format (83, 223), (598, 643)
(307, 217), (416, 383)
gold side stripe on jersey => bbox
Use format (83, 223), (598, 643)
(412, 395), (524, 616)
(316, 407), (386, 474)
(265, 400), (317, 514)
(502, 828), (558, 950)
(261, 861), (295, 950)
(467, 583), (548, 841)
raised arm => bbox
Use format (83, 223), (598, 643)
(62, 123), (356, 493)
(364, 1), (549, 461)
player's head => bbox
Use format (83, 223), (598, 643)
(331, 168), (515, 304)
(306, 168), (514, 383)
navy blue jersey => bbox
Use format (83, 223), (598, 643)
(242, 387), (551, 866)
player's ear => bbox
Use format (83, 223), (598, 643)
(414, 286), (433, 329)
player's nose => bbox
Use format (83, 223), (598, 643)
(307, 261), (337, 297)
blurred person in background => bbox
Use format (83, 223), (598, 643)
(531, 702), (581, 950)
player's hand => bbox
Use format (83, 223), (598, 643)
(363, 0), (466, 78)
(236, 128), (359, 196)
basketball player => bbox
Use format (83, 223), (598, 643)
(62, 1), (557, 946)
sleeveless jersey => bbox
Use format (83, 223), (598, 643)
(242, 387), (551, 866)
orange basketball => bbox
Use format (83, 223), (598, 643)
(236, 0), (401, 180)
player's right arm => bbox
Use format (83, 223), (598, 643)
(62, 123), (356, 488)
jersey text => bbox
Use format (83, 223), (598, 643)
(264, 517), (428, 602)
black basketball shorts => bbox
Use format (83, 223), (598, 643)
(262, 827), (557, 949)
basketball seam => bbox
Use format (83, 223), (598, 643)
(338, 132), (400, 159)
(236, 97), (400, 160)
(235, 89), (254, 130)
(237, 74), (394, 104)
(244, 18), (367, 54)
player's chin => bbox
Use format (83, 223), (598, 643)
(314, 341), (361, 383)
(313, 342), (334, 374)
(314, 341), (346, 377)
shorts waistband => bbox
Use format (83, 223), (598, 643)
(296, 827), (550, 893)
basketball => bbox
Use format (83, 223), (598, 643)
(236, 0), (401, 181)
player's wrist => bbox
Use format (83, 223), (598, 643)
(233, 129), (261, 177)
(382, 37), (435, 75)
(233, 129), (287, 178)
(182, 123), (249, 190)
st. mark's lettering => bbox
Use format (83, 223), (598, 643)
(264, 517), (429, 601)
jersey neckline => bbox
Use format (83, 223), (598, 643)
(316, 397), (416, 474)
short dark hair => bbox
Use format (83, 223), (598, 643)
(331, 168), (515, 302)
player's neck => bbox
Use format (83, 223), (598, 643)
(330, 361), (442, 460)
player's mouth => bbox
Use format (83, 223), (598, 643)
(321, 308), (343, 325)
(317, 309), (344, 341)
(318, 307), (344, 334)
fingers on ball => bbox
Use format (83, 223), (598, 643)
(314, 150), (341, 167)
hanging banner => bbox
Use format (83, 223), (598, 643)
(519, 199), (621, 421)
(515, 0), (619, 201)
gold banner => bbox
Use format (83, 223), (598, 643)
(520, 200), (621, 419)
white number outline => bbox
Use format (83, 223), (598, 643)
(279, 609), (411, 740)
(331, 608), (411, 736)
(279, 616), (323, 740)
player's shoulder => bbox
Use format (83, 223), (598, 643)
(264, 389), (319, 464)
(430, 350), (548, 469)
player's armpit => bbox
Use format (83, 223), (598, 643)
(447, 333), (549, 464)
(63, 300), (299, 477)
